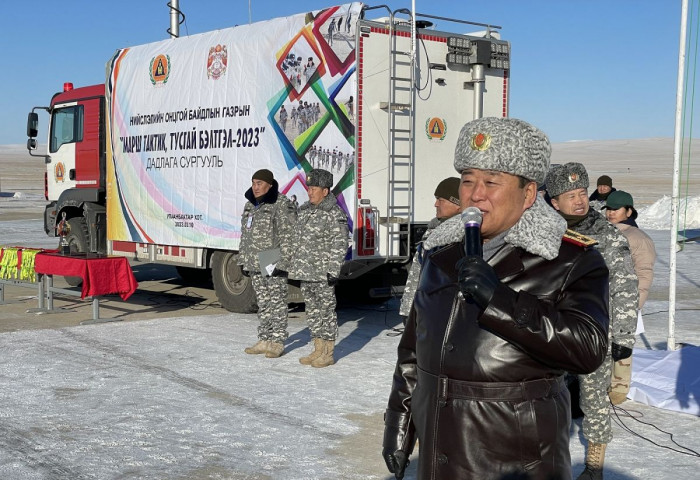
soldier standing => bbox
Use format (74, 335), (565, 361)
(546, 163), (638, 480)
(239, 169), (298, 358)
(279, 105), (288, 132)
(399, 176), (461, 317)
(289, 169), (349, 368)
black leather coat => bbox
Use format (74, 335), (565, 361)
(386, 240), (609, 480)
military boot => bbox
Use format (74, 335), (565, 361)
(244, 340), (269, 355)
(265, 341), (285, 358)
(299, 338), (324, 365)
(311, 339), (335, 368)
(576, 442), (606, 480)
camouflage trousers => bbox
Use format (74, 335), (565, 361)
(578, 355), (614, 444)
(251, 272), (289, 342)
(301, 281), (338, 341)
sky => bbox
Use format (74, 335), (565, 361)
(0, 1), (687, 145)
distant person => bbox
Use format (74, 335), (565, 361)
(345, 11), (352, 32)
(383, 117), (609, 480)
(346, 95), (354, 119)
(604, 190), (656, 405)
(289, 169), (349, 368)
(239, 169), (297, 359)
(546, 163), (637, 480)
(399, 176), (461, 317)
(327, 18), (336, 46)
(589, 175), (616, 207)
(279, 105), (288, 131)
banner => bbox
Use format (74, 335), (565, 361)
(106, 3), (361, 250)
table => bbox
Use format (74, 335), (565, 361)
(33, 253), (138, 322)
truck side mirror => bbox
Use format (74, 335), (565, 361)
(27, 112), (39, 138)
(27, 138), (37, 151)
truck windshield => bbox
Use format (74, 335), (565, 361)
(49, 105), (83, 153)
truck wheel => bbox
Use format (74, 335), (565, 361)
(211, 251), (257, 313)
(63, 218), (89, 287)
(176, 266), (212, 286)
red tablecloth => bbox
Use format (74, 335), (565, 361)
(34, 253), (138, 300)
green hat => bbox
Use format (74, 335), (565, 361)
(252, 169), (274, 184)
(597, 175), (613, 187)
(604, 190), (634, 210)
(434, 177), (460, 206)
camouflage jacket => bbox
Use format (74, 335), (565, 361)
(399, 216), (443, 316)
(572, 208), (638, 350)
(288, 193), (349, 282)
(238, 181), (297, 273)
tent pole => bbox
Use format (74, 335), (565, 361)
(669, 0), (690, 351)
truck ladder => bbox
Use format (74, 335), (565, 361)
(383, 8), (416, 262)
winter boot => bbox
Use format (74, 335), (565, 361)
(299, 338), (324, 365)
(244, 340), (269, 355)
(311, 340), (335, 368)
(576, 442), (606, 480)
(265, 341), (285, 358)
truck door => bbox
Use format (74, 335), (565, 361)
(46, 103), (81, 202)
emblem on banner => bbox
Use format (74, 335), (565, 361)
(207, 44), (228, 80)
(150, 54), (171, 86)
(425, 117), (447, 141)
(54, 162), (65, 183)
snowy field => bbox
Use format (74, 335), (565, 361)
(1, 142), (699, 478)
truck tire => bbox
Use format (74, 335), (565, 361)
(211, 251), (257, 313)
(63, 218), (89, 287)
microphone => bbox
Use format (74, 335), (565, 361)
(461, 207), (483, 257)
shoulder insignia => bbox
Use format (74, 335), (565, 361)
(562, 229), (598, 248)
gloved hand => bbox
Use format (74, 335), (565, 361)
(327, 273), (339, 286)
(457, 256), (500, 310)
(382, 410), (416, 480)
(611, 343), (633, 361)
(272, 268), (288, 278)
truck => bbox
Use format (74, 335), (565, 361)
(26, 2), (510, 312)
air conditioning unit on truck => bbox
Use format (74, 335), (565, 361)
(26, 2), (510, 312)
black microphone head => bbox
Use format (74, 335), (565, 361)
(461, 207), (482, 226)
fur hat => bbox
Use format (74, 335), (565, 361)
(306, 168), (333, 189)
(453, 117), (551, 184)
(434, 177), (461, 206)
(545, 162), (589, 198)
(252, 169), (274, 184)
(597, 175), (613, 187)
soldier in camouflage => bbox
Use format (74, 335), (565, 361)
(399, 177), (462, 317)
(239, 169), (298, 359)
(289, 168), (349, 368)
(546, 163), (638, 480)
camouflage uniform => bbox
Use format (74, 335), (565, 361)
(399, 216), (442, 317)
(289, 192), (349, 341)
(238, 181), (297, 343)
(571, 208), (638, 444)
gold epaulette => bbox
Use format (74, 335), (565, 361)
(562, 229), (598, 248)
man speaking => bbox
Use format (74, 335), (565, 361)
(382, 117), (610, 480)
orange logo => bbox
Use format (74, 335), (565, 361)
(470, 132), (491, 151)
(426, 117), (447, 141)
(54, 162), (65, 182)
(150, 54), (171, 85)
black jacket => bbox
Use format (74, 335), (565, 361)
(386, 239), (609, 480)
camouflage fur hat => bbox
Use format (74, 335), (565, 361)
(453, 117), (551, 184)
(306, 168), (333, 189)
(545, 162), (589, 198)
